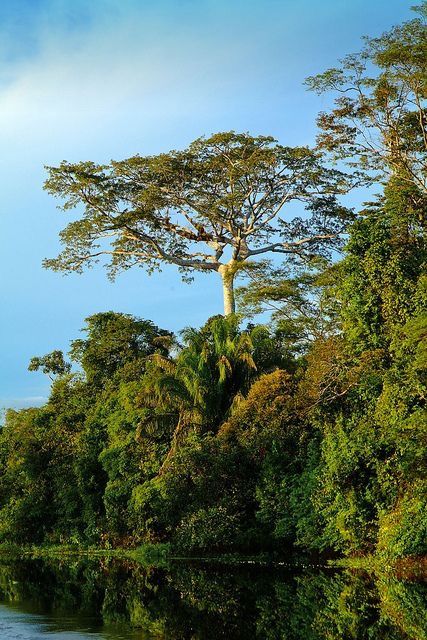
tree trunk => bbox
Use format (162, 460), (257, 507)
(218, 264), (236, 316)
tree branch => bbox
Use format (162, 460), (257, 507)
(247, 234), (338, 257)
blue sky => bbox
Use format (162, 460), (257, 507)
(0, 0), (415, 409)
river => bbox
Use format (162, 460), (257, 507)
(0, 555), (424, 639)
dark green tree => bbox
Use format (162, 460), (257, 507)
(69, 311), (171, 388)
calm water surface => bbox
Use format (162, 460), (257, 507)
(0, 555), (425, 639)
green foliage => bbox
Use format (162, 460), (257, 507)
(0, 6), (425, 562)
(28, 350), (71, 379)
(69, 311), (171, 388)
(2, 177), (425, 557)
(43, 131), (353, 315)
(236, 259), (340, 356)
(306, 5), (427, 192)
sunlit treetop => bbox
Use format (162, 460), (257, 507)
(306, 3), (427, 193)
(44, 132), (354, 315)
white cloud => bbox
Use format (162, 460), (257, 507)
(0, 1), (270, 155)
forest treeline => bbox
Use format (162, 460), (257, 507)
(0, 7), (426, 559)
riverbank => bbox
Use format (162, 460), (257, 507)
(0, 543), (425, 578)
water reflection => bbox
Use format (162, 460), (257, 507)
(0, 556), (424, 639)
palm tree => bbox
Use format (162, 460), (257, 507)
(143, 315), (279, 470)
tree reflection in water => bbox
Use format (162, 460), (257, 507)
(0, 557), (424, 639)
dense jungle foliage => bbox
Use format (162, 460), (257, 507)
(0, 7), (425, 560)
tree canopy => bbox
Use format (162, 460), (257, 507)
(306, 3), (427, 192)
(44, 132), (353, 314)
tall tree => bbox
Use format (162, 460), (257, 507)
(306, 3), (427, 193)
(44, 132), (352, 315)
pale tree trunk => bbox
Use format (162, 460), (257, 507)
(218, 263), (236, 316)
